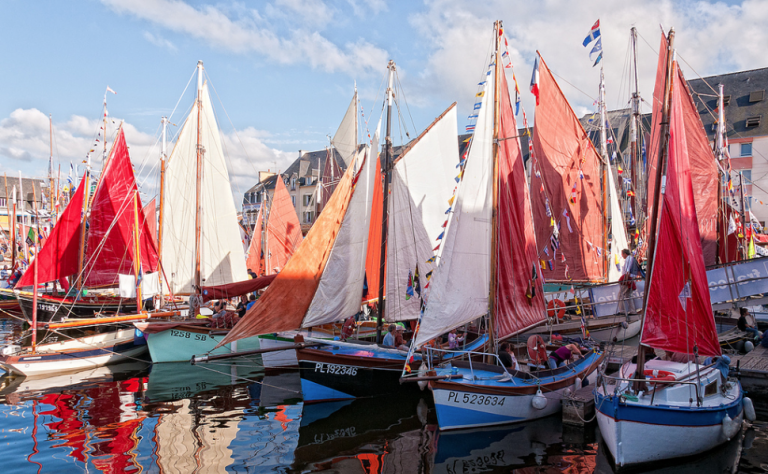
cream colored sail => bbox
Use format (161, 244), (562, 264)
(162, 82), (248, 294)
(385, 104), (460, 322)
(414, 73), (495, 347)
(607, 164), (629, 282)
(332, 90), (358, 167)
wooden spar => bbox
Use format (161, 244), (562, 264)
(630, 27), (641, 239)
(133, 192), (142, 311)
(3, 173), (8, 266)
(194, 61), (203, 302)
(158, 117), (167, 300)
(44, 311), (180, 329)
(375, 60), (396, 344)
(599, 66), (609, 281)
(740, 170), (748, 254)
(10, 180), (16, 271)
(488, 20), (501, 350)
(32, 183), (39, 353)
(715, 85), (726, 262)
(636, 28), (676, 391)
(18, 173), (28, 260)
(191, 342), (323, 364)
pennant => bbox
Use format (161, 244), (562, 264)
(581, 315), (589, 338)
(565, 264), (571, 280)
(728, 215), (737, 235)
(512, 72), (522, 115)
(476, 91), (485, 98)
(530, 56), (540, 105)
(606, 136), (613, 144)
(589, 37), (602, 61)
(543, 246), (549, 256)
(563, 209), (573, 233)
(433, 244), (440, 252)
(547, 260), (553, 271)
(596, 247), (602, 257)
(426, 270), (433, 280)
(561, 253), (566, 263)
(405, 270), (414, 300)
(448, 195), (455, 206)
(540, 259), (546, 270)
(441, 219), (448, 228)
(445, 207), (452, 214)
(593, 53), (603, 67)
(583, 20), (601, 47)
(426, 256), (437, 264)
(414, 266), (422, 297)
(436, 231), (444, 241)
(570, 182), (578, 204)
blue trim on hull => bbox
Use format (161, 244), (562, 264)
(300, 378), (355, 404)
(435, 402), (524, 430)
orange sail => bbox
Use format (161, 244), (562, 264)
(529, 53), (605, 282)
(220, 164), (356, 344)
(266, 176), (303, 274)
(363, 156), (385, 303)
(246, 206), (263, 275)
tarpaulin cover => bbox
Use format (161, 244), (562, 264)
(530, 54), (605, 282)
(17, 173), (86, 287)
(362, 156), (385, 302)
(200, 274), (276, 302)
(220, 164), (356, 345)
(266, 176), (303, 274)
(641, 67), (721, 358)
(495, 69), (547, 339)
(83, 129), (159, 287)
(246, 206), (263, 275)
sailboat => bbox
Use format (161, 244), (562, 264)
(595, 29), (753, 468)
(412, 22), (604, 431)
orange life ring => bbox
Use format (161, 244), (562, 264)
(547, 299), (566, 319)
(644, 369), (675, 381)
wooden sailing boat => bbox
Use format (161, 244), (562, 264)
(415, 22), (604, 431)
(595, 29), (752, 468)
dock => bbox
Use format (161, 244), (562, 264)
(561, 384), (596, 426)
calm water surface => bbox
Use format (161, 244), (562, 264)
(1, 316), (767, 473)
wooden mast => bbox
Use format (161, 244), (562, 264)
(194, 61), (204, 306)
(133, 192), (142, 312)
(10, 182), (16, 271)
(715, 84), (726, 262)
(375, 60), (395, 344)
(31, 183), (39, 352)
(158, 116), (168, 301)
(49, 114), (55, 223)
(629, 27), (641, 242)
(3, 173), (8, 266)
(599, 64), (609, 280)
(488, 20), (502, 349)
(635, 28), (675, 390)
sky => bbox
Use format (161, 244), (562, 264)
(0, 0), (765, 208)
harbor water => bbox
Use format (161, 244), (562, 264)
(1, 316), (767, 473)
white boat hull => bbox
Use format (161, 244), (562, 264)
(589, 318), (642, 343)
(259, 334), (299, 368)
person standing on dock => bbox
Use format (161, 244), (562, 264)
(618, 249), (642, 315)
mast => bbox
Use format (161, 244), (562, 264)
(158, 116), (168, 298)
(488, 20), (502, 348)
(375, 60), (396, 344)
(599, 65), (609, 279)
(3, 173), (8, 258)
(18, 172), (28, 261)
(31, 183), (39, 353)
(76, 152), (92, 291)
(715, 84), (726, 262)
(11, 184), (16, 271)
(629, 27), (641, 243)
(49, 114), (54, 222)
(636, 28), (675, 389)
(194, 60), (204, 298)
(133, 192), (142, 311)
(739, 170), (748, 255)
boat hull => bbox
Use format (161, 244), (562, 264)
(145, 325), (261, 363)
(0, 328), (146, 377)
(588, 318), (642, 343)
(16, 291), (136, 323)
(259, 334), (299, 368)
(430, 351), (604, 431)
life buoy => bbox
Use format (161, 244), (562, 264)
(547, 299), (566, 319)
(644, 369), (675, 381)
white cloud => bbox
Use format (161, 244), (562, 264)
(273, 0), (334, 26)
(101, 0), (388, 76)
(0, 108), (295, 209)
(407, 0), (768, 123)
(143, 31), (178, 51)
(347, 0), (387, 17)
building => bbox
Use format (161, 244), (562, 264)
(0, 177), (51, 233)
(243, 149), (346, 234)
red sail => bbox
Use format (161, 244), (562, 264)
(265, 176), (303, 274)
(678, 67), (719, 265)
(220, 164), (356, 344)
(363, 157), (385, 302)
(142, 198), (157, 249)
(530, 54), (605, 282)
(646, 33), (668, 224)
(16, 173), (86, 287)
(641, 67), (721, 357)
(246, 206), (263, 275)
(320, 149), (343, 213)
(201, 274), (276, 302)
(495, 69), (546, 338)
(83, 128), (159, 287)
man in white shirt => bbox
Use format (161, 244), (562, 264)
(618, 249), (641, 314)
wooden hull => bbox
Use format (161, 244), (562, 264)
(144, 324), (261, 363)
(16, 291), (136, 323)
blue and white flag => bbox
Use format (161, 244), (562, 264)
(582, 20), (600, 46)
(589, 37), (602, 61)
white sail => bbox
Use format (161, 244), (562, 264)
(332, 90), (358, 167)
(607, 164), (629, 282)
(301, 123), (379, 327)
(414, 73), (495, 347)
(162, 82), (248, 294)
(385, 105), (460, 322)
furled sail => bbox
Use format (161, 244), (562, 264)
(385, 104), (460, 322)
(607, 166), (629, 282)
(332, 90), (358, 167)
(640, 65), (720, 358)
(414, 72), (495, 347)
(83, 128), (158, 287)
(220, 150), (364, 345)
(362, 155), (384, 303)
(245, 206), (263, 275)
(265, 177), (303, 274)
(16, 173), (86, 287)
(495, 69), (547, 339)
(529, 54), (605, 282)
(161, 82), (248, 293)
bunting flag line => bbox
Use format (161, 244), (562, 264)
(563, 209), (573, 233)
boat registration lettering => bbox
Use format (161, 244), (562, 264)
(314, 362), (357, 376)
(168, 330), (207, 341)
(38, 303), (57, 313)
(447, 391), (505, 406)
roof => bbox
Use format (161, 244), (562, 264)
(0, 177), (47, 203)
(687, 67), (768, 140)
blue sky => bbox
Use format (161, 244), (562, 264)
(1, 0), (765, 205)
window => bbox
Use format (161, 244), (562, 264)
(303, 194), (312, 206)
(0, 198), (5, 207)
(749, 90), (765, 103)
(746, 116), (761, 127)
(256, 193), (262, 203)
(742, 170), (752, 184)
(291, 177), (296, 191)
(723, 95), (731, 106)
(304, 211), (314, 223)
(291, 195), (296, 206)
(741, 143), (753, 157)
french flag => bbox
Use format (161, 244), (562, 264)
(582, 20), (600, 47)
(530, 56), (540, 105)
